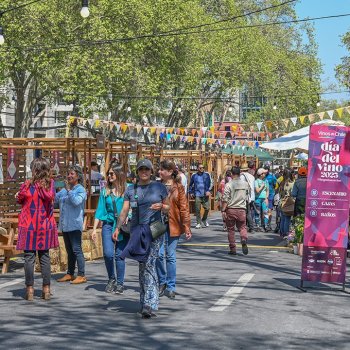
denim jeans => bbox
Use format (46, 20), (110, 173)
(156, 231), (179, 292)
(102, 223), (129, 285)
(24, 250), (51, 286)
(63, 230), (85, 276)
(255, 198), (268, 228)
(280, 213), (291, 236)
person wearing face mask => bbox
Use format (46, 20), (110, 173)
(189, 164), (212, 229)
(55, 165), (87, 284)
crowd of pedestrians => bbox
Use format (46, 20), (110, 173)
(14, 155), (306, 319)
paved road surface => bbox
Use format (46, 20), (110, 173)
(1, 213), (349, 349)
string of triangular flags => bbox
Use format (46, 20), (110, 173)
(66, 105), (350, 143)
(67, 116), (264, 147)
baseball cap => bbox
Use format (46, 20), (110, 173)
(257, 168), (268, 176)
(136, 159), (153, 170)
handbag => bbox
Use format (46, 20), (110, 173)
(281, 196), (295, 216)
(111, 194), (130, 236)
(133, 183), (167, 240)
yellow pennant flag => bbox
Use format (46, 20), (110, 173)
(121, 124), (128, 133)
(265, 121), (273, 130)
(210, 126), (215, 133)
(299, 115), (306, 124)
(231, 125), (238, 132)
(336, 108), (344, 118)
(150, 127), (156, 134)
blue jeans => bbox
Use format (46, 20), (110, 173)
(156, 231), (179, 292)
(280, 213), (291, 236)
(255, 198), (268, 228)
(63, 231), (85, 276)
(102, 223), (129, 285)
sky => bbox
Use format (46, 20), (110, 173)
(295, 0), (350, 103)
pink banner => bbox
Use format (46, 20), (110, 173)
(302, 125), (350, 283)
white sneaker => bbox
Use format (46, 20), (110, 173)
(195, 224), (202, 229)
(202, 222), (209, 227)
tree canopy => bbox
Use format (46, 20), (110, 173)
(0, 0), (322, 137)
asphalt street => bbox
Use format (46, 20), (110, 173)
(1, 212), (350, 350)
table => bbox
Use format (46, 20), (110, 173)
(0, 217), (19, 274)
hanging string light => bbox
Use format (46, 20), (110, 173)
(316, 95), (321, 107)
(0, 26), (4, 45)
(80, 0), (90, 18)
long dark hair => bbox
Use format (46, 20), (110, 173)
(280, 168), (293, 190)
(30, 157), (51, 189)
(105, 162), (126, 196)
(160, 160), (181, 184)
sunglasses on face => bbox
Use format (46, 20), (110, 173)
(108, 172), (116, 176)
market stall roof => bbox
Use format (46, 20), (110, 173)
(260, 119), (344, 152)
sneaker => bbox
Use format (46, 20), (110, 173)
(241, 240), (248, 255)
(159, 284), (167, 297)
(114, 284), (124, 295)
(195, 224), (202, 229)
(105, 278), (116, 293)
(141, 305), (152, 319)
(228, 250), (237, 255)
(202, 221), (209, 227)
(165, 290), (176, 299)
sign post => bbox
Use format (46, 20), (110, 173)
(300, 124), (350, 291)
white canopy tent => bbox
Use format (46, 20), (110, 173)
(260, 119), (344, 152)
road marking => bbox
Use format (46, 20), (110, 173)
(0, 278), (24, 290)
(209, 273), (255, 312)
(179, 243), (288, 249)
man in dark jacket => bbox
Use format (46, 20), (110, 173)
(189, 164), (211, 228)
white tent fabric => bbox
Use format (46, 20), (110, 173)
(260, 120), (344, 152)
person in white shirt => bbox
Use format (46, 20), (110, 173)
(90, 161), (104, 193)
(178, 165), (188, 194)
(240, 163), (256, 232)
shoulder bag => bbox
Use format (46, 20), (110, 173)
(111, 194), (131, 235)
(134, 183), (167, 240)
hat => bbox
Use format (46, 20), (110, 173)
(136, 159), (153, 170)
(240, 163), (249, 171)
(298, 167), (307, 176)
(257, 168), (267, 176)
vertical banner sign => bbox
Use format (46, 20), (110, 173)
(51, 151), (61, 175)
(6, 148), (17, 181)
(302, 125), (350, 283)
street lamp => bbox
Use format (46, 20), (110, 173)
(80, 0), (90, 18)
(177, 107), (182, 113)
(228, 106), (233, 112)
(0, 27), (4, 45)
(127, 106), (131, 112)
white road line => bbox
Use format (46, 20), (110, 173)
(209, 273), (255, 312)
(0, 278), (24, 290)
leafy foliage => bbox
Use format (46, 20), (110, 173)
(0, 0), (322, 136)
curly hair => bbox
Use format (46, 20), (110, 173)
(30, 157), (51, 189)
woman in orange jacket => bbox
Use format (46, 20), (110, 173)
(156, 160), (192, 299)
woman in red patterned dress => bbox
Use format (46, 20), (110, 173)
(16, 158), (59, 301)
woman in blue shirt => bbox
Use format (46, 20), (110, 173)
(91, 163), (128, 294)
(55, 165), (87, 284)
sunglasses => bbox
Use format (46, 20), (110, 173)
(108, 172), (116, 176)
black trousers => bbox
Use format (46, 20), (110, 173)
(24, 250), (51, 286)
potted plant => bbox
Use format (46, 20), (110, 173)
(293, 215), (305, 256)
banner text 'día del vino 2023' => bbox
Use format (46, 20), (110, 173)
(302, 125), (350, 283)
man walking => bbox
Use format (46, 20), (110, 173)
(264, 165), (277, 231)
(189, 164), (211, 229)
(221, 167), (249, 255)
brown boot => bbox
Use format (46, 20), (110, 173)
(57, 274), (75, 282)
(70, 276), (87, 284)
(25, 286), (34, 301)
(41, 285), (51, 300)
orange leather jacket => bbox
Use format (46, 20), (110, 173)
(168, 182), (191, 237)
